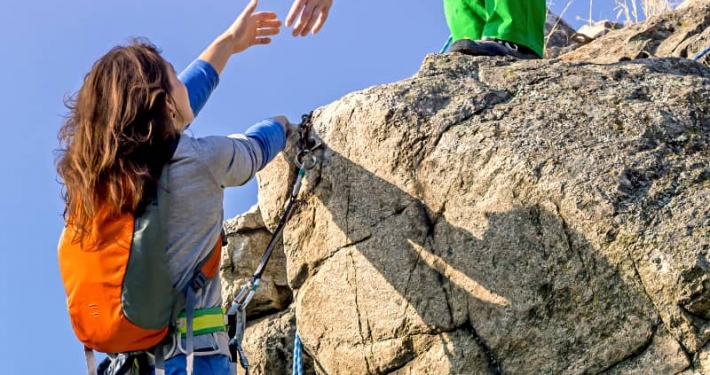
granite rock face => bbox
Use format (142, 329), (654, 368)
(222, 3), (710, 374)
(561, 0), (710, 65)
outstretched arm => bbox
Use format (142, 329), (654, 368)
(179, 0), (281, 122)
(195, 116), (295, 188)
(199, 0), (281, 75)
(179, 60), (219, 120)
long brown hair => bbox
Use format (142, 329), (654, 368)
(57, 38), (179, 238)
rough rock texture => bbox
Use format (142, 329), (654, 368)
(221, 205), (292, 317)
(224, 4), (710, 374)
(686, 341), (710, 374)
(679, 0), (709, 9)
(545, 11), (578, 58)
(605, 326), (689, 374)
(574, 21), (625, 44)
(240, 309), (317, 375)
(561, 0), (710, 64)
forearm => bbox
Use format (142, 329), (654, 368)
(243, 119), (287, 170)
(179, 60), (220, 123)
(207, 119), (287, 188)
(198, 34), (234, 76)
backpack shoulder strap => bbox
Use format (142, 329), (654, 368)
(188, 229), (225, 291)
(156, 136), (180, 240)
(182, 230), (223, 375)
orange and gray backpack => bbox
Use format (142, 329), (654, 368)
(58, 140), (225, 375)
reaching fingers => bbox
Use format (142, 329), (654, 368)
(243, 0), (259, 17)
(254, 37), (272, 45)
(257, 19), (282, 28)
(285, 0), (306, 27)
(253, 11), (278, 22)
(293, 3), (315, 36)
(300, 5), (321, 36)
(257, 27), (280, 37)
(256, 17), (281, 38)
(311, 8), (329, 35)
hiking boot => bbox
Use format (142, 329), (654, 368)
(449, 37), (540, 60)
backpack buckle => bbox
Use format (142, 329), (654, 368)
(190, 272), (207, 291)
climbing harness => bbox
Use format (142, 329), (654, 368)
(226, 112), (320, 375)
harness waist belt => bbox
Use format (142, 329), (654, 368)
(176, 307), (226, 337)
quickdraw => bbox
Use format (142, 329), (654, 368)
(226, 112), (320, 375)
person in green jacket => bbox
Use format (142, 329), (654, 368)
(444, 0), (546, 59)
(284, 0), (545, 59)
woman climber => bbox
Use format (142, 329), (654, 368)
(56, 1), (294, 374)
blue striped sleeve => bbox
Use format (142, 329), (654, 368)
(178, 59), (220, 118)
(244, 119), (287, 170)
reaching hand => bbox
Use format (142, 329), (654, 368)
(272, 115), (298, 137)
(285, 0), (333, 37)
(222, 0), (282, 54)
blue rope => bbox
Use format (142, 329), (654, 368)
(694, 45), (710, 61)
(292, 331), (303, 375)
(440, 35), (453, 54)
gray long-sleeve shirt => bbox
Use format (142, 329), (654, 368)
(163, 60), (287, 357)
(164, 124), (286, 358)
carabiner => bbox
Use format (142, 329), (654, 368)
(295, 151), (317, 170)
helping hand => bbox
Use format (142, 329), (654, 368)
(285, 0), (333, 37)
(222, 0), (282, 54)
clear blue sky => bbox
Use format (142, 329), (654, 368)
(0, 0), (620, 373)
